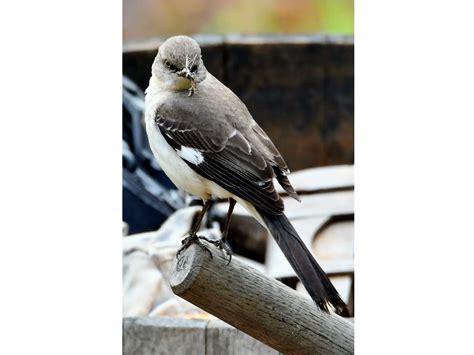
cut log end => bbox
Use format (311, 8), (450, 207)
(170, 240), (354, 354)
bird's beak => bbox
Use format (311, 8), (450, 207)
(177, 62), (197, 97)
(177, 67), (194, 82)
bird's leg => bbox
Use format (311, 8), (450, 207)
(177, 200), (213, 258)
(219, 198), (235, 261)
(200, 198), (235, 264)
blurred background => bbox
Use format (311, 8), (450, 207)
(123, 1), (354, 352)
(123, 0), (353, 41)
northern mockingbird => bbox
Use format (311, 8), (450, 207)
(145, 35), (348, 316)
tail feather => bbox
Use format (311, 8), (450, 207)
(260, 210), (349, 316)
(273, 167), (301, 202)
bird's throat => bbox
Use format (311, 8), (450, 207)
(172, 76), (193, 91)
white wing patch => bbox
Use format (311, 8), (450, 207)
(177, 146), (204, 165)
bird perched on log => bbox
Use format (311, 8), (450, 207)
(144, 35), (348, 316)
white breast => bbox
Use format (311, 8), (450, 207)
(144, 82), (230, 202)
(144, 78), (267, 227)
(144, 116), (207, 200)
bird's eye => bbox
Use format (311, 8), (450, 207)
(191, 65), (198, 72)
(164, 61), (178, 71)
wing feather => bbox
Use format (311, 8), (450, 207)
(154, 94), (297, 214)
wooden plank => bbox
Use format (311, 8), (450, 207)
(214, 190), (353, 220)
(170, 241), (354, 354)
(267, 217), (354, 280)
(223, 35), (353, 170)
(266, 216), (329, 279)
(312, 220), (354, 274)
(206, 319), (278, 355)
(123, 316), (207, 355)
(123, 317), (282, 354)
(283, 191), (353, 219)
(295, 275), (353, 305)
(275, 165), (353, 195)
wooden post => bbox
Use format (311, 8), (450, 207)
(170, 241), (354, 355)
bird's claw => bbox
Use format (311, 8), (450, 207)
(198, 236), (233, 265)
(177, 234), (213, 259)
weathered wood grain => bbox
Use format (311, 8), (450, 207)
(267, 216), (354, 280)
(313, 220), (354, 273)
(123, 316), (207, 355)
(214, 190), (353, 221)
(123, 317), (281, 355)
(274, 165), (354, 195)
(206, 319), (278, 355)
(222, 35), (353, 170)
(170, 241), (354, 354)
(283, 191), (353, 220)
(265, 216), (328, 280)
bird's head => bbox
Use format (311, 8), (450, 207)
(151, 36), (207, 96)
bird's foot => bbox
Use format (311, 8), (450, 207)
(177, 234), (213, 259)
(199, 236), (233, 265)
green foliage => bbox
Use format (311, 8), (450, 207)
(123, 0), (354, 41)
(204, 0), (354, 35)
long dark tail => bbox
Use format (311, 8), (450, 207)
(259, 210), (349, 316)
